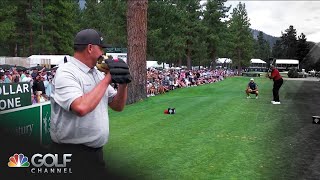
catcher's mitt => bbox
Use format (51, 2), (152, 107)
(96, 56), (132, 84)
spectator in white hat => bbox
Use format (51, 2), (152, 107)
(245, 78), (259, 99)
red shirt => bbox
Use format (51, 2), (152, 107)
(270, 68), (282, 81)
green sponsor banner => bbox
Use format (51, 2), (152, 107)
(0, 106), (41, 143)
(0, 82), (32, 111)
(0, 102), (52, 145)
(41, 103), (52, 145)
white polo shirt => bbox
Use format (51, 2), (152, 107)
(50, 57), (117, 148)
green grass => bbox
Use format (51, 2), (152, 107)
(104, 77), (304, 179)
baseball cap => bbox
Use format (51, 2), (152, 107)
(250, 78), (254, 81)
(74, 29), (111, 48)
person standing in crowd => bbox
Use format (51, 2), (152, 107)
(31, 68), (38, 80)
(33, 73), (47, 103)
(11, 69), (20, 83)
(4, 70), (12, 83)
(44, 71), (53, 98)
(0, 72), (5, 83)
(32, 73), (46, 95)
(245, 78), (259, 99)
(268, 65), (283, 104)
(50, 29), (130, 177)
(18, 69), (26, 82)
(21, 71), (32, 83)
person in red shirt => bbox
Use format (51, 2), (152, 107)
(268, 65), (283, 104)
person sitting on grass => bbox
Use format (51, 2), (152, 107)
(246, 78), (259, 99)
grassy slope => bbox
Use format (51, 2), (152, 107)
(104, 77), (303, 179)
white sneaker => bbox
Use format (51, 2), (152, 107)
(247, 96), (251, 99)
(272, 101), (281, 104)
(256, 96), (258, 99)
(271, 101), (275, 104)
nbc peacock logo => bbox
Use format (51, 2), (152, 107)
(8, 153), (30, 167)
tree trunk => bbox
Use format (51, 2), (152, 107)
(29, 1), (33, 55)
(211, 48), (216, 70)
(14, 43), (18, 57)
(186, 40), (191, 70)
(126, 0), (148, 104)
(237, 49), (241, 75)
(178, 57), (182, 67)
(41, 0), (44, 54)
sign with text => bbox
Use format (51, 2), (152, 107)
(0, 106), (40, 141)
(0, 82), (32, 111)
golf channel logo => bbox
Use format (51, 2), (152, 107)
(8, 153), (30, 167)
(8, 153), (72, 174)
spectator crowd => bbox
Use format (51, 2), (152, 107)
(146, 68), (235, 97)
(1, 64), (236, 104)
(0, 65), (55, 104)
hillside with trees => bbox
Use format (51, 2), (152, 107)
(0, 0), (252, 71)
(0, 0), (318, 71)
(251, 28), (279, 49)
(271, 25), (318, 70)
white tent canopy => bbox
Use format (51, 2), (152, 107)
(250, 59), (266, 64)
(216, 58), (232, 64)
(276, 59), (299, 64)
(28, 55), (72, 67)
(147, 61), (169, 69)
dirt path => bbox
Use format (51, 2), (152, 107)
(287, 80), (320, 179)
(283, 77), (320, 81)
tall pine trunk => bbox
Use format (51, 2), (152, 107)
(126, 0), (148, 104)
(29, 0), (33, 55)
(211, 48), (216, 70)
(178, 57), (182, 67)
(186, 40), (191, 70)
(237, 49), (241, 75)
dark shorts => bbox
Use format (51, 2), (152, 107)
(250, 90), (258, 94)
(49, 142), (107, 178)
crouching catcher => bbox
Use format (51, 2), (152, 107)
(245, 78), (259, 99)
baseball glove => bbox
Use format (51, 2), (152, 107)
(96, 56), (132, 84)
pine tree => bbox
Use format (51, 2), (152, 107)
(228, 2), (254, 73)
(255, 31), (271, 61)
(202, 0), (230, 69)
(147, 0), (187, 66)
(175, 0), (203, 69)
(281, 25), (297, 59)
(101, 0), (127, 48)
(0, 0), (17, 56)
(272, 40), (283, 59)
(296, 33), (310, 62)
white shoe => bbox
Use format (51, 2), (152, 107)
(256, 96), (258, 99)
(247, 96), (251, 99)
(272, 101), (281, 104)
(271, 101), (275, 104)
